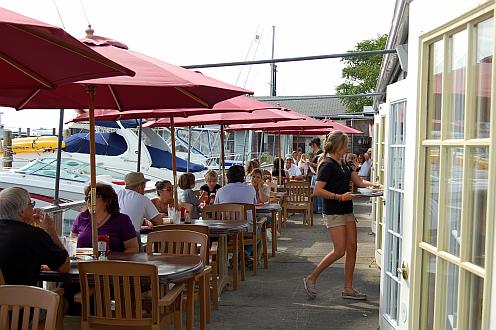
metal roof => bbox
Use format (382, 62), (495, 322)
(253, 96), (348, 118)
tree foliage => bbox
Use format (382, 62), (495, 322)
(336, 34), (388, 113)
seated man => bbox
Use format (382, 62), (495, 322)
(285, 156), (304, 180)
(118, 172), (162, 232)
(0, 187), (69, 285)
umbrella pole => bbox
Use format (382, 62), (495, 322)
(242, 130), (247, 164)
(187, 126), (192, 172)
(53, 108), (64, 206)
(220, 125), (226, 185)
(136, 119), (142, 172)
(278, 132), (282, 185)
(170, 118), (179, 210)
(86, 85), (98, 258)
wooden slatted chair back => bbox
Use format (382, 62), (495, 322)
(146, 230), (208, 264)
(202, 203), (246, 221)
(78, 261), (160, 328)
(284, 181), (312, 204)
(0, 285), (59, 330)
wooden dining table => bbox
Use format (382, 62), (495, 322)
(38, 252), (204, 285)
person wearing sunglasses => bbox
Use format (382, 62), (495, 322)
(151, 180), (175, 216)
(72, 183), (138, 254)
(0, 187), (70, 285)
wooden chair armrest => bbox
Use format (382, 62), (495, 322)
(210, 241), (218, 255)
(159, 283), (185, 307)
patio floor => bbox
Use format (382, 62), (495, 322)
(64, 200), (380, 329)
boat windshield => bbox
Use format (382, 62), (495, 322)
(17, 159), (131, 182)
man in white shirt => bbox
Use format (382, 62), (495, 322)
(117, 172), (162, 232)
(358, 152), (372, 180)
(215, 165), (257, 206)
(285, 157), (304, 180)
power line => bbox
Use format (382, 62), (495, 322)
(182, 49), (396, 69)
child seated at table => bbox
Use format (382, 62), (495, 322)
(199, 170), (222, 201)
(178, 172), (200, 219)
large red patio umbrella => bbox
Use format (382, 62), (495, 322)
(1, 31), (252, 257)
(0, 8), (134, 89)
(142, 108), (304, 184)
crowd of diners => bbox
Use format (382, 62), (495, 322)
(0, 130), (378, 319)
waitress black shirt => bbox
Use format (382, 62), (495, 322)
(316, 157), (353, 215)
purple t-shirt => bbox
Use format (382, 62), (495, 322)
(71, 211), (137, 252)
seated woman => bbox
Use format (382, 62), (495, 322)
(245, 159), (260, 182)
(199, 170), (222, 198)
(71, 183), (138, 253)
(178, 172), (200, 218)
(271, 157), (287, 184)
(250, 168), (270, 204)
(151, 180), (174, 216)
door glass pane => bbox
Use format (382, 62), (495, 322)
(445, 147), (464, 256)
(468, 147), (488, 267)
(474, 18), (493, 138)
(448, 30), (468, 139)
(420, 251), (436, 330)
(423, 147), (440, 246)
(443, 261), (459, 330)
(427, 40), (443, 139)
(467, 272), (484, 330)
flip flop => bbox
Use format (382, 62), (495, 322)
(303, 277), (317, 299)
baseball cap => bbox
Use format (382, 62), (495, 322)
(124, 172), (150, 186)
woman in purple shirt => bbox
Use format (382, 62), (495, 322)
(71, 183), (138, 253)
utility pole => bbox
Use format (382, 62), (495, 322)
(270, 26), (277, 96)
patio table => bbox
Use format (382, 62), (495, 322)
(256, 203), (282, 256)
(38, 252), (203, 284)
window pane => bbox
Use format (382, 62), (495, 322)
(445, 147), (464, 257)
(442, 261), (459, 330)
(467, 272), (484, 329)
(474, 18), (493, 138)
(420, 251), (436, 330)
(423, 147), (440, 246)
(448, 30), (468, 139)
(468, 147), (488, 267)
(427, 40), (443, 139)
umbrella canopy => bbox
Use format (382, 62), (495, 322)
(141, 108), (303, 128)
(226, 116), (361, 134)
(68, 95), (283, 123)
(0, 32), (251, 110)
(0, 8), (134, 89)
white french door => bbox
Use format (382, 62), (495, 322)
(379, 78), (410, 330)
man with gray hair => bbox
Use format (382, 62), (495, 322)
(0, 187), (69, 285)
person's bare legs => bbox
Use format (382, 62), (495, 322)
(306, 225), (347, 285)
(343, 221), (357, 293)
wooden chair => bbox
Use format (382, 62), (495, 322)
(240, 203), (268, 275)
(202, 203), (246, 283)
(0, 285), (60, 330)
(147, 229), (210, 330)
(78, 261), (184, 330)
(152, 225), (219, 311)
(283, 181), (314, 226)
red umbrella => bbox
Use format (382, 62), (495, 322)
(0, 30), (252, 257)
(0, 8), (134, 89)
(0, 33), (251, 110)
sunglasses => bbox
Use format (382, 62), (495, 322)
(84, 194), (102, 202)
(160, 187), (173, 192)
(28, 200), (36, 207)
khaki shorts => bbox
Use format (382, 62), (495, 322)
(322, 213), (356, 228)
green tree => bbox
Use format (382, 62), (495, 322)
(336, 34), (388, 113)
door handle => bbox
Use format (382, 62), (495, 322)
(396, 261), (409, 280)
